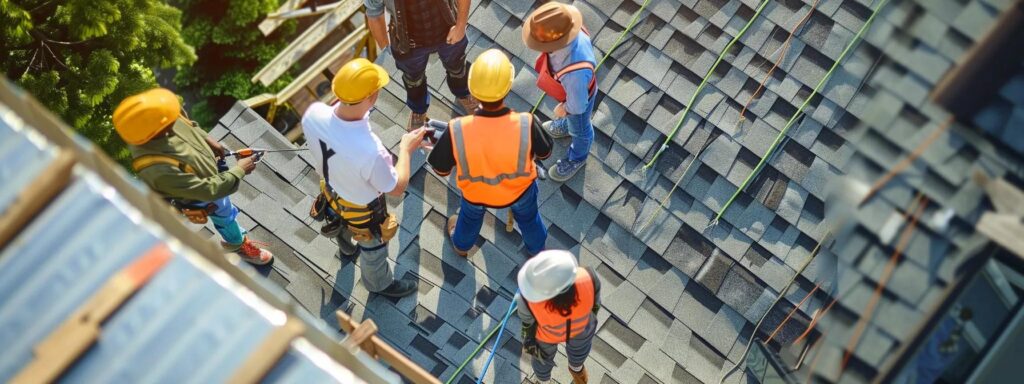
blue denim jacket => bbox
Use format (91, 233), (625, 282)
(549, 33), (597, 115)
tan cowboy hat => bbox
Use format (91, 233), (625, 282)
(522, 2), (583, 52)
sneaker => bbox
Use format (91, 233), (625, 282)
(409, 112), (429, 131)
(457, 96), (480, 115)
(321, 217), (343, 238)
(447, 215), (470, 257)
(376, 277), (418, 298)
(568, 365), (588, 384)
(543, 118), (570, 138)
(548, 158), (586, 182)
(234, 237), (274, 265)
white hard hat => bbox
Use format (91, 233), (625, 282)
(518, 250), (579, 302)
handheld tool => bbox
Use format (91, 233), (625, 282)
(224, 148), (308, 163)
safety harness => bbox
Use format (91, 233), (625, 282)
(132, 154), (215, 225)
(317, 180), (397, 245)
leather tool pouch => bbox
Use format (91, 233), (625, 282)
(174, 202), (216, 225)
(348, 213), (398, 243)
(309, 192), (330, 222)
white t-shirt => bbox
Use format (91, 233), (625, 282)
(301, 102), (397, 205)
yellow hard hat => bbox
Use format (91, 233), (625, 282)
(468, 49), (515, 103)
(113, 88), (181, 145)
(332, 58), (390, 104)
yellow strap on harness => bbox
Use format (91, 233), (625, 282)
(319, 180), (374, 226)
(131, 154), (196, 174)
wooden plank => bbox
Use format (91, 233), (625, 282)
(259, 0), (309, 36)
(268, 1), (349, 20)
(12, 245), (172, 384)
(930, 0), (1024, 117)
(228, 317), (306, 384)
(275, 24), (367, 103)
(252, 0), (362, 86)
(0, 149), (75, 248)
(978, 212), (1024, 261)
(336, 311), (441, 384)
(985, 178), (1024, 216)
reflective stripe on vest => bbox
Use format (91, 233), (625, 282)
(534, 54), (597, 103)
(527, 269), (596, 344)
(450, 112), (537, 207)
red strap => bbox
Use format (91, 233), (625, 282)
(554, 62), (595, 81)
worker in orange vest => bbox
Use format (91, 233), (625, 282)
(427, 49), (553, 257)
(517, 250), (600, 384)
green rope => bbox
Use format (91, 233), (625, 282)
(641, 0), (770, 170)
(530, 0), (652, 115)
(711, 0), (890, 225)
(444, 321), (504, 384)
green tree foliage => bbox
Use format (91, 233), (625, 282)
(1, 0), (195, 166)
(173, 0), (295, 128)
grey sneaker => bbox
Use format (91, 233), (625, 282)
(543, 118), (570, 138)
(376, 277), (418, 298)
(409, 112), (429, 131)
(457, 96), (480, 115)
(548, 158), (586, 182)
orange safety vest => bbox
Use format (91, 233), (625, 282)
(527, 269), (595, 344)
(450, 112), (537, 207)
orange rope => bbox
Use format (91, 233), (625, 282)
(737, 0), (821, 123)
(840, 194), (929, 371)
(859, 117), (954, 204)
(794, 296), (838, 345)
(766, 282), (820, 344)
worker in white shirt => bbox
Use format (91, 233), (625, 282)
(302, 58), (426, 298)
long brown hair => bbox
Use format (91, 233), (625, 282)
(544, 284), (578, 317)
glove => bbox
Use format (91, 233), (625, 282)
(521, 323), (544, 359)
(522, 336), (544, 360)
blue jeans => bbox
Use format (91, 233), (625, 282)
(393, 37), (470, 114)
(559, 92), (597, 162)
(204, 196), (245, 246)
(452, 182), (547, 255)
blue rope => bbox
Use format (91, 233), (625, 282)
(476, 294), (519, 384)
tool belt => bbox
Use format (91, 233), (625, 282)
(168, 199), (217, 225)
(318, 180), (397, 243)
(131, 154), (214, 225)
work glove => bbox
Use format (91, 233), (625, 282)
(522, 336), (544, 360)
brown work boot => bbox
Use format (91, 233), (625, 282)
(409, 111), (429, 131)
(457, 96), (480, 115)
(569, 365), (588, 384)
(447, 215), (470, 257)
(231, 237), (274, 265)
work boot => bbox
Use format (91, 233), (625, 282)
(457, 96), (480, 115)
(409, 111), (429, 131)
(568, 365), (588, 384)
(447, 215), (470, 257)
(376, 277), (418, 298)
(321, 217), (343, 238)
(229, 237), (274, 265)
(548, 157), (586, 182)
(543, 118), (570, 138)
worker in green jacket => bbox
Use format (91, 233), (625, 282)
(113, 88), (273, 265)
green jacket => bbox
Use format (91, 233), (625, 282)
(130, 118), (245, 202)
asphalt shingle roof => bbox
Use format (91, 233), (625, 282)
(205, 0), (1024, 383)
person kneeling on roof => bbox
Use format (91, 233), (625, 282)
(301, 58), (426, 298)
(518, 250), (600, 384)
(427, 49), (553, 257)
(523, 2), (598, 182)
(114, 89), (274, 265)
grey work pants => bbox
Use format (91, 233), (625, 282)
(532, 317), (596, 381)
(338, 227), (394, 292)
